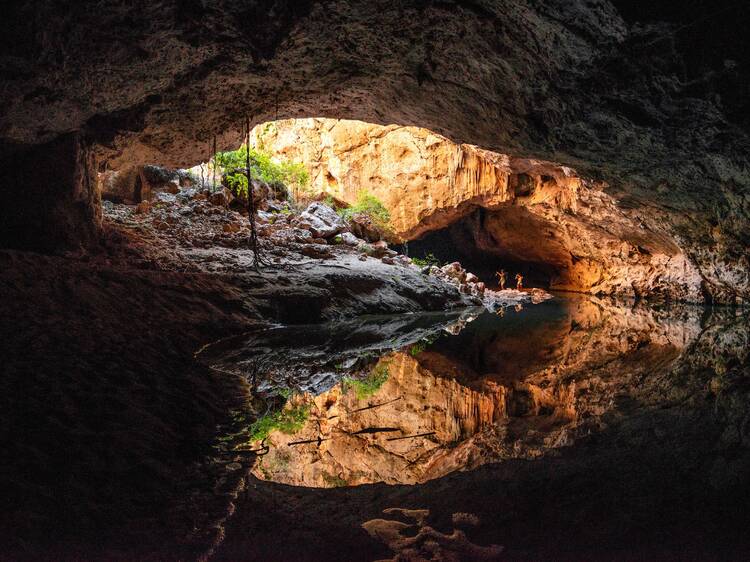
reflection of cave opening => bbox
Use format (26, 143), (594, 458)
(399, 206), (572, 290)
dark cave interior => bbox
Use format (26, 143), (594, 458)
(398, 207), (570, 290)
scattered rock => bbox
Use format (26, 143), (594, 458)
(223, 222), (242, 234)
(340, 232), (360, 246)
(298, 202), (345, 238)
(300, 244), (333, 259)
(347, 212), (382, 242)
(381, 256), (395, 265)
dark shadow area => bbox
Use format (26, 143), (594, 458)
(397, 207), (570, 289)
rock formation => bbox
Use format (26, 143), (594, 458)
(250, 118), (737, 302)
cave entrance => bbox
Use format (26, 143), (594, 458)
(398, 206), (572, 291)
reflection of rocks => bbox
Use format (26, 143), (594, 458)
(197, 310), (481, 396)
(253, 351), (577, 486)
(251, 297), (728, 487)
(362, 508), (503, 562)
(214, 300), (749, 561)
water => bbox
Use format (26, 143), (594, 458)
(198, 296), (748, 489)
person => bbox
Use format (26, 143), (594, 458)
(495, 269), (507, 290)
(515, 273), (524, 290)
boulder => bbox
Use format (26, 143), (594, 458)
(209, 188), (234, 207)
(135, 200), (151, 214)
(340, 232), (360, 246)
(440, 262), (467, 283)
(100, 166), (144, 204)
(164, 180), (180, 194)
(223, 176), (271, 209)
(176, 169), (195, 187)
(300, 244), (333, 259)
(347, 212), (382, 242)
(298, 202), (345, 238)
(142, 165), (179, 186)
(369, 240), (390, 258)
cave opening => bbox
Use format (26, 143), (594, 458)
(397, 206), (572, 291)
(95, 117), (584, 295)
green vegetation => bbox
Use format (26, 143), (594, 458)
(337, 190), (391, 231)
(342, 360), (391, 400)
(248, 402), (310, 442)
(408, 334), (438, 357)
(322, 472), (348, 488)
(411, 253), (440, 268)
(213, 144), (309, 199)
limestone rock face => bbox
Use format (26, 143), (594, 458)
(250, 118), (734, 302)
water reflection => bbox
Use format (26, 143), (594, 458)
(198, 297), (748, 488)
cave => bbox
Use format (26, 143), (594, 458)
(399, 207), (570, 290)
(2, 1), (750, 561)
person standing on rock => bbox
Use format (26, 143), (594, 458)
(515, 273), (524, 290)
(495, 269), (507, 290)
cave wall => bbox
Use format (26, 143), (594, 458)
(0, 133), (100, 252)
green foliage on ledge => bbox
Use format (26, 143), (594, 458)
(342, 360), (391, 400)
(337, 190), (391, 230)
(248, 401), (310, 442)
(213, 144), (309, 199)
(411, 253), (440, 268)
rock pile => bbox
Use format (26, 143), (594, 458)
(430, 262), (486, 299)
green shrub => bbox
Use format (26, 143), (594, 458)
(322, 472), (348, 488)
(342, 361), (391, 400)
(337, 191), (391, 230)
(408, 334), (438, 357)
(213, 144), (309, 199)
(248, 402), (310, 442)
(411, 253), (440, 268)
(409, 341), (427, 357)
